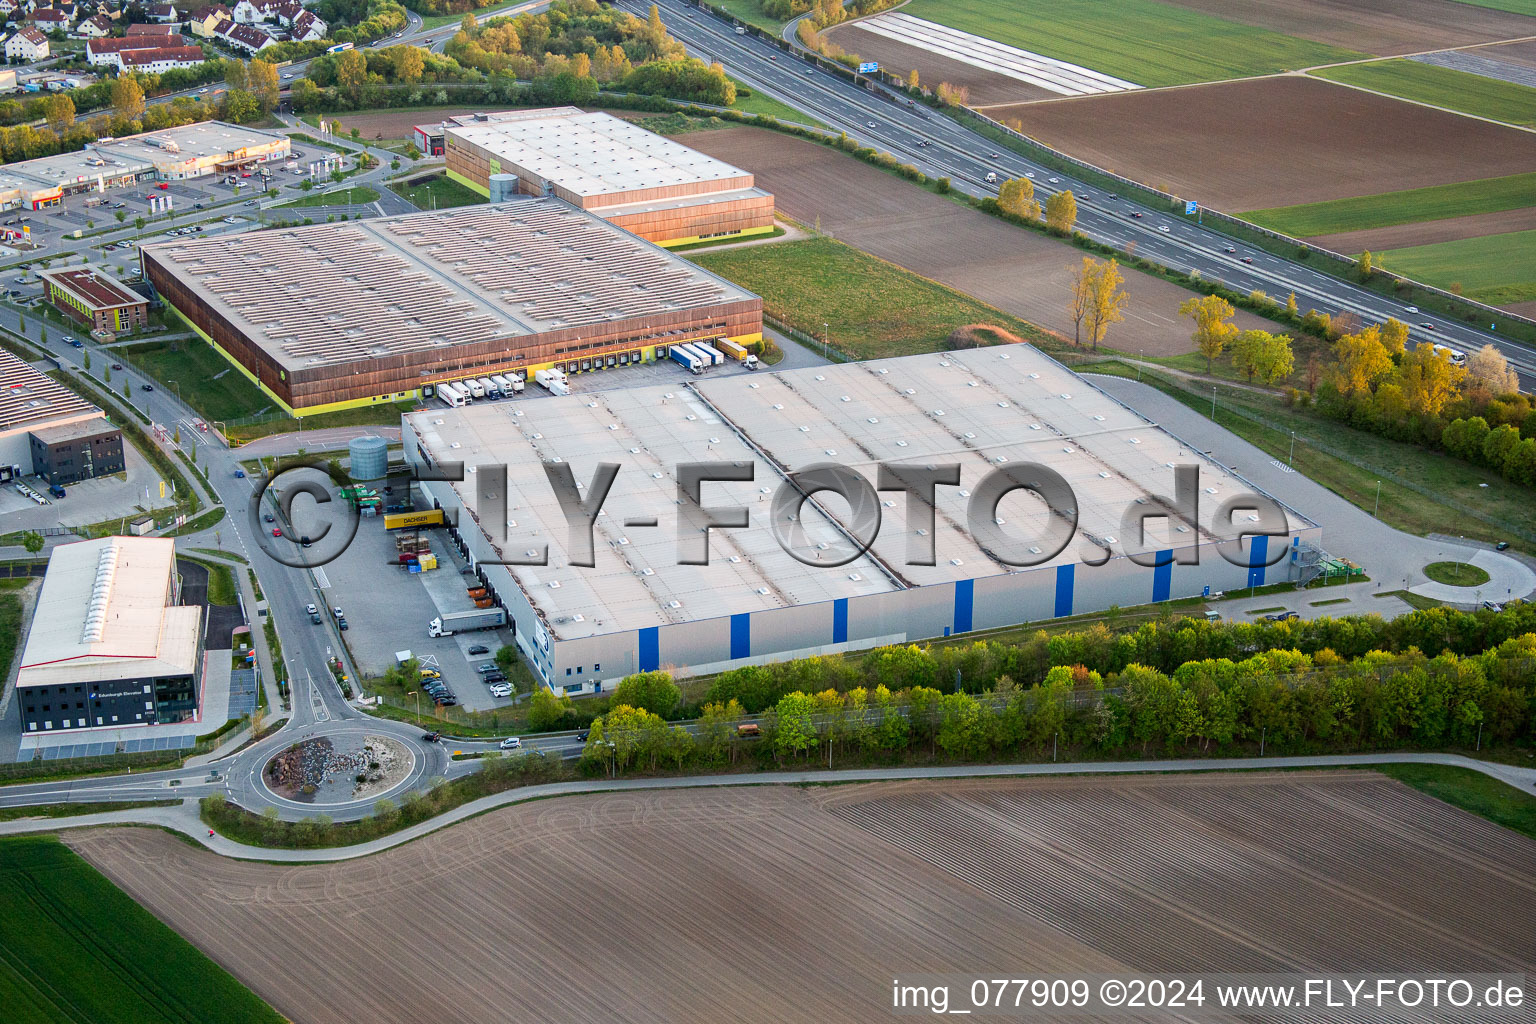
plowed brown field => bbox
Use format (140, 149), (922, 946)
(822, 22), (1055, 105)
(985, 76), (1536, 211)
(1162, 0), (1536, 56)
(683, 127), (1273, 356)
(66, 771), (1536, 1024)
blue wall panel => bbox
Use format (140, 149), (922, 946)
(1054, 564), (1075, 618)
(833, 598), (848, 644)
(1248, 534), (1270, 589)
(1152, 549), (1173, 603)
(954, 579), (974, 634)
(730, 613), (751, 660)
(638, 627), (659, 672)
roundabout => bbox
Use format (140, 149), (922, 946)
(263, 733), (414, 806)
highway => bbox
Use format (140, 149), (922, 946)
(618, 0), (1533, 383)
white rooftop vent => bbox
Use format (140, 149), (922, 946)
(868, 417), (879, 424)
(950, 558), (964, 566)
(895, 440), (908, 447)
(755, 587), (770, 595)
(548, 580), (562, 589)
(668, 600), (682, 609)
(848, 573), (862, 581)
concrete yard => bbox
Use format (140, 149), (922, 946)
(65, 771), (1536, 1024)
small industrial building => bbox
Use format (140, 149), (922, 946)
(15, 536), (202, 734)
(0, 120), (289, 210)
(402, 346), (1324, 695)
(38, 265), (149, 333)
(438, 108), (776, 246)
(142, 197), (763, 416)
(0, 348), (123, 484)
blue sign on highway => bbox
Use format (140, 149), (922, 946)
(858, 61), (880, 74)
(1184, 200), (1198, 215)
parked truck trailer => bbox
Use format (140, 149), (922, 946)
(428, 607), (507, 637)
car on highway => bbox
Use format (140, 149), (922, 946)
(499, 737), (522, 750)
(577, 730), (590, 742)
(1128, 211), (1142, 218)
(1157, 224), (1170, 233)
(1224, 246), (1236, 253)
(1241, 256), (1253, 264)
(1048, 177), (1059, 184)
(468, 644), (490, 655)
(866, 121), (876, 128)
(1406, 306), (1419, 314)
(1025, 171), (1035, 179)
(1419, 322), (1435, 330)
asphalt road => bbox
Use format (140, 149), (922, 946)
(619, 0), (1532, 385)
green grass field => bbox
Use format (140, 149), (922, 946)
(1311, 60), (1536, 127)
(690, 235), (1050, 358)
(729, 79), (826, 126)
(390, 173), (487, 210)
(118, 338), (273, 422)
(897, 0), (1364, 87)
(709, 0), (790, 34)
(0, 836), (284, 1024)
(1242, 171), (1536, 237)
(1448, 0), (1536, 14)
(278, 185), (381, 208)
(1377, 228), (1536, 306)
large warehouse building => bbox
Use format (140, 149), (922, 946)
(142, 197), (763, 416)
(0, 120), (288, 210)
(403, 346), (1324, 694)
(0, 348), (123, 485)
(439, 107), (776, 246)
(15, 536), (202, 734)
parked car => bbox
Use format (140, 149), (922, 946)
(498, 737), (522, 750)
(337, 617), (348, 631)
(1483, 600), (1504, 612)
(1496, 541), (1510, 550)
(467, 644), (489, 655)
(310, 612), (322, 624)
(306, 604), (317, 615)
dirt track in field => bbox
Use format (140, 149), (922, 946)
(822, 22), (1055, 105)
(1162, 0), (1536, 56)
(984, 75), (1536, 211)
(1308, 206), (1536, 254)
(66, 772), (1536, 1024)
(683, 127), (1276, 356)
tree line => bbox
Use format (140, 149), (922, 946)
(570, 603), (1536, 774)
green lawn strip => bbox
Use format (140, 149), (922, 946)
(1376, 228), (1536, 306)
(728, 78), (827, 126)
(181, 554), (239, 605)
(0, 800), (176, 822)
(1311, 59), (1536, 127)
(1374, 589), (1446, 610)
(278, 185), (381, 208)
(1081, 362), (1536, 550)
(226, 400), (417, 443)
(1310, 597), (1351, 606)
(0, 836), (285, 1024)
(1423, 561), (1492, 587)
(1375, 763), (1536, 841)
(706, 0), (790, 35)
(165, 506), (227, 538)
(690, 235), (1056, 358)
(1241, 171), (1536, 237)
(389, 172), (488, 210)
(897, 0), (1364, 87)
(117, 338), (272, 422)
(0, 591), (21, 689)
(1451, 0), (1536, 12)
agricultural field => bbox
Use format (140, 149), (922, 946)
(890, 0), (1364, 88)
(692, 235), (1049, 358)
(992, 76), (1536, 211)
(0, 836), (283, 1024)
(66, 772), (1536, 1024)
(1162, 0), (1536, 54)
(682, 126), (1270, 356)
(824, 21), (1056, 105)
(1377, 228), (1536, 306)
(1312, 58), (1536, 127)
(1242, 171), (1536, 239)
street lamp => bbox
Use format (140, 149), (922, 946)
(604, 739), (616, 778)
(406, 689), (420, 721)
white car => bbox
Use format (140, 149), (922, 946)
(305, 603), (317, 615)
(498, 736), (522, 749)
(1405, 306), (1419, 314)
(866, 121), (876, 128)
(490, 685), (512, 698)
(1025, 172), (1035, 179)
(1157, 224), (1170, 233)
(1048, 177), (1060, 183)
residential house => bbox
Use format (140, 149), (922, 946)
(5, 25), (48, 59)
(85, 31), (184, 66)
(185, 3), (228, 36)
(29, 5), (68, 29)
(126, 21), (177, 35)
(214, 18), (269, 52)
(119, 44), (203, 72)
(70, 11), (108, 36)
(271, 0), (299, 23)
(0, 0), (19, 21)
(287, 7), (321, 40)
(146, 1), (177, 20)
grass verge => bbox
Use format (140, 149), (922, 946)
(1241, 170), (1536, 238)
(389, 172), (487, 210)
(690, 234), (1058, 358)
(0, 799), (176, 822)
(278, 185), (381, 208)
(118, 338), (273, 421)
(0, 836), (285, 1024)
(1375, 763), (1536, 841)
(1311, 59), (1536, 128)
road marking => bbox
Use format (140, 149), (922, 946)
(1269, 459), (1295, 474)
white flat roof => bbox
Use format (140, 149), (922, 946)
(407, 346), (1316, 641)
(17, 536), (200, 687)
(446, 109), (752, 200)
(2, 120), (287, 192)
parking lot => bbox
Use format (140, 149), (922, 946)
(0, 441), (177, 532)
(299, 509), (514, 712)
